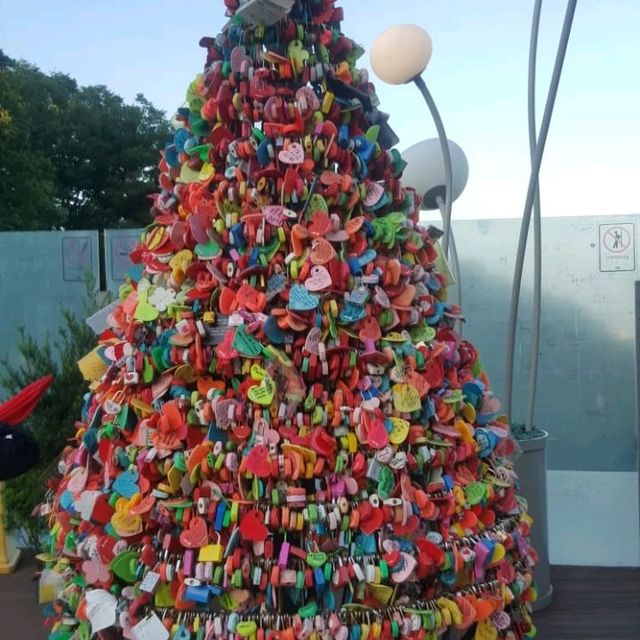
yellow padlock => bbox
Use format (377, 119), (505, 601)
(198, 532), (223, 563)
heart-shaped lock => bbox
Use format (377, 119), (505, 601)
(239, 509), (269, 542)
(179, 516), (209, 549)
(245, 444), (272, 478)
(110, 550), (139, 583)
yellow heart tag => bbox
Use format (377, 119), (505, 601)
(111, 497), (143, 537)
(392, 383), (421, 412)
(247, 375), (275, 405)
(388, 417), (410, 444)
(475, 619), (498, 640)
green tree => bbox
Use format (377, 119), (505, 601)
(0, 274), (110, 548)
(0, 50), (170, 231)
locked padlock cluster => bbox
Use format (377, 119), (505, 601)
(41, 1), (537, 639)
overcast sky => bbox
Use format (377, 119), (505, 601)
(1, 0), (638, 220)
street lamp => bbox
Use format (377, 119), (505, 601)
(370, 25), (454, 260)
(401, 138), (468, 309)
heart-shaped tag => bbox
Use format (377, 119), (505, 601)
(392, 383), (422, 413)
(247, 375), (276, 406)
(67, 465), (88, 494)
(232, 324), (263, 357)
(309, 238), (336, 266)
(230, 45), (251, 74)
(92, 494), (115, 525)
(112, 469), (139, 499)
(82, 556), (111, 585)
(364, 182), (385, 207)
(179, 516), (209, 549)
(388, 417), (410, 445)
(308, 212), (331, 237)
(75, 490), (100, 521)
(367, 419), (389, 449)
(111, 498), (143, 537)
(295, 86), (320, 114)
(110, 550), (139, 583)
(304, 265), (332, 292)
(288, 284), (319, 311)
(358, 316), (382, 343)
(304, 327), (321, 354)
(359, 506), (384, 535)
(135, 289), (159, 322)
(245, 445), (272, 478)
(278, 142), (305, 165)
(263, 205), (296, 227)
(239, 509), (269, 542)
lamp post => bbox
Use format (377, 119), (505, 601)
(370, 25), (455, 261)
(401, 138), (469, 309)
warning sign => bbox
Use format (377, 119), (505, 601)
(599, 223), (635, 272)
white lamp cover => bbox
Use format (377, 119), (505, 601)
(401, 138), (469, 209)
(370, 24), (432, 85)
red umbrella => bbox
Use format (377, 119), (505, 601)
(0, 375), (54, 426)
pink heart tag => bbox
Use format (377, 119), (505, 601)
(82, 556), (111, 585)
(364, 182), (384, 207)
(278, 142), (305, 165)
(367, 419), (389, 449)
(304, 327), (321, 354)
(305, 266), (332, 292)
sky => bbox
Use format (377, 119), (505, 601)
(1, 0), (639, 220)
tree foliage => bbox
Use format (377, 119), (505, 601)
(0, 50), (170, 230)
(0, 274), (110, 548)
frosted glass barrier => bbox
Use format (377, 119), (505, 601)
(454, 216), (638, 472)
(105, 229), (141, 293)
(0, 230), (99, 365)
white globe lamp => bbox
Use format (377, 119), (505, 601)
(370, 25), (432, 85)
(402, 138), (468, 209)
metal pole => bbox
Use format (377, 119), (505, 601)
(526, 0), (544, 433)
(504, 0), (577, 418)
(436, 195), (462, 312)
(412, 76), (453, 259)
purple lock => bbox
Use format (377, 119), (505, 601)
(183, 548), (195, 576)
(279, 541), (290, 568)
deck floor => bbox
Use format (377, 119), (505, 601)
(1, 558), (638, 639)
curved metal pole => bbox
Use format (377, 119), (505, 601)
(412, 76), (453, 259)
(526, 0), (543, 433)
(436, 195), (462, 314)
(504, 0), (577, 419)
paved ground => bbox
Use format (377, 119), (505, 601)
(1, 557), (638, 639)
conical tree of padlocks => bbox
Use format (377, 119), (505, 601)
(41, 2), (538, 639)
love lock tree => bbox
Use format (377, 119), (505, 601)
(41, 2), (538, 638)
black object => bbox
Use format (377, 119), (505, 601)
(0, 423), (40, 481)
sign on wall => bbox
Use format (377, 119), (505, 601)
(598, 222), (635, 272)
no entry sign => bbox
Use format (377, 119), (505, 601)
(599, 223), (635, 272)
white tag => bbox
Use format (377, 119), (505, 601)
(132, 613), (170, 640)
(85, 588), (117, 633)
(139, 571), (161, 594)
